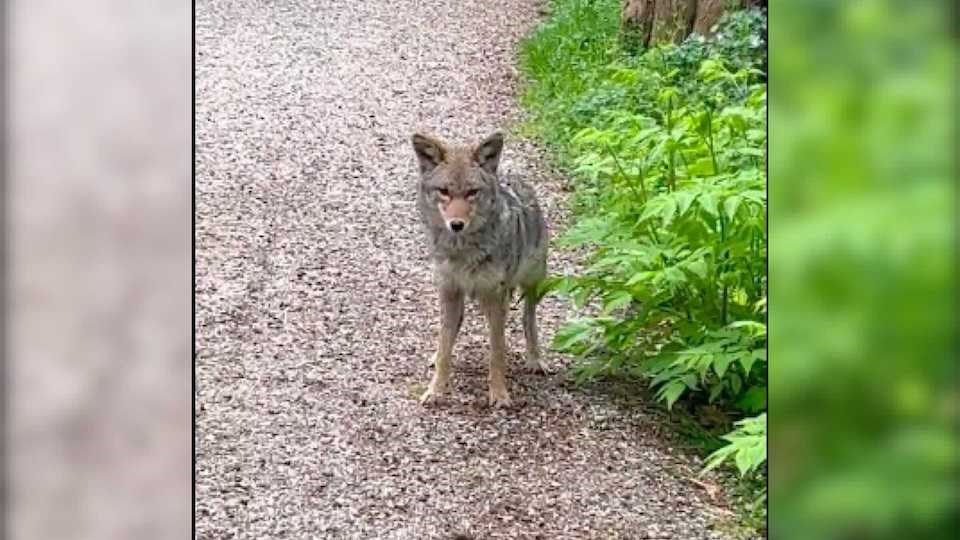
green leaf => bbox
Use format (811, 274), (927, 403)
(728, 320), (766, 332)
(609, 67), (640, 85)
(739, 349), (766, 375)
(553, 321), (595, 352)
(639, 197), (664, 223)
(661, 196), (678, 226)
(686, 157), (715, 177)
(664, 267), (687, 286)
(729, 372), (742, 395)
(724, 195), (742, 221)
(675, 190), (696, 216)
(571, 127), (600, 145)
(651, 366), (682, 387)
(658, 381), (687, 410)
(625, 271), (651, 287)
(699, 192), (719, 217)
(741, 189), (766, 204)
(746, 129), (766, 142)
(686, 258), (708, 279)
(558, 217), (608, 246)
(602, 290), (633, 314)
(572, 286), (592, 308)
(530, 275), (565, 301)
(720, 106), (750, 132)
(709, 381), (725, 402)
(737, 385), (767, 413)
(731, 287), (749, 306)
(736, 147), (764, 157)
(702, 414), (766, 476)
(703, 446), (735, 473)
(697, 59), (725, 81)
(713, 353), (736, 378)
(658, 87), (679, 105)
(735, 443), (756, 476)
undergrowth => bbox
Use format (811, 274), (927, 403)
(519, 0), (768, 529)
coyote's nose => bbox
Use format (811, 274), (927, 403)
(449, 219), (465, 232)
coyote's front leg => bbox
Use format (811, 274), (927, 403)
(480, 289), (512, 408)
(420, 283), (464, 405)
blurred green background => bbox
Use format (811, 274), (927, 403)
(769, 0), (956, 538)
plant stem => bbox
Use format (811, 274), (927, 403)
(706, 107), (720, 175)
(604, 142), (645, 204)
(635, 159), (649, 202)
(719, 211), (728, 325)
(721, 285), (728, 326)
(666, 96), (677, 191)
(752, 229), (762, 300)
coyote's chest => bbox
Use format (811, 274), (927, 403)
(434, 250), (509, 297)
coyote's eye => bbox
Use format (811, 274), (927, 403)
(437, 188), (450, 197)
(465, 189), (479, 199)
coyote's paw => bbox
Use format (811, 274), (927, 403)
(419, 385), (443, 406)
(523, 356), (551, 375)
(420, 374), (447, 406)
(488, 385), (513, 409)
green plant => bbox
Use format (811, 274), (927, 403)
(520, 0), (768, 506)
(704, 413), (767, 476)
(541, 54), (766, 406)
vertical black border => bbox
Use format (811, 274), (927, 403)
(192, 0), (198, 537)
(762, 0), (770, 536)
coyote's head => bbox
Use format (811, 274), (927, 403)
(412, 132), (503, 234)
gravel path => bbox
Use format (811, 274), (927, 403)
(195, 1), (734, 538)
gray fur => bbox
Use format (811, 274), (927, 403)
(420, 174), (547, 297)
(413, 132), (549, 408)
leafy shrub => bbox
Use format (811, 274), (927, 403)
(704, 413), (767, 476)
(521, 4), (767, 481)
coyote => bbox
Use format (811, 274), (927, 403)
(412, 131), (549, 408)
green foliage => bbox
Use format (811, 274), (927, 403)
(520, 0), (767, 503)
(768, 1), (957, 539)
(704, 413), (767, 477)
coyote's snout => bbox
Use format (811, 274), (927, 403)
(436, 190), (474, 233)
(412, 131), (550, 408)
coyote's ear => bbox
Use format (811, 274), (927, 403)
(473, 132), (503, 175)
(412, 133), (447, 174)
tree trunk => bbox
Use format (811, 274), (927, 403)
(620, 0), (655, 49)
(692, 0), (728, 37)
(621, 0), (750, 47)
(651, 0), (697, 44)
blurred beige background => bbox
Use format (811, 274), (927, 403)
(3, 0), (955, 539)
(7, 2), (191, 539)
